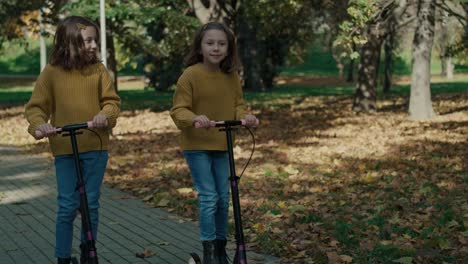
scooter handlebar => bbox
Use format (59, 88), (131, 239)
(194, 119), (259, 128)
(34, 121), (96, 139)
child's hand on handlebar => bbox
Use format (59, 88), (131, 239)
(243, 114), (258, 127)
(193, 115), (212, 128)
(92, 113), (108, 128)
(35, 123), (57, 139)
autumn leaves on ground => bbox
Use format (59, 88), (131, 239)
(1, 85), (467, 263)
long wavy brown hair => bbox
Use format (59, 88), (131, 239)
(184, 22), (240, 73)
(49, 16), (101, 70)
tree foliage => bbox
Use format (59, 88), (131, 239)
(2, 1), (318, 91)
(439, 0), (468, 64)
(333, 0), (395, 61)
(0, 0), (47, 46)
(333, 0), (399, 112)
(188, 0), (316, 90)
(62, 0), (199, 91)
(240, 0), (315, 89)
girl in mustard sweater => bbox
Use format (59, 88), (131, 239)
(170, 22), (257, 264)
(24, 16), (120, 264)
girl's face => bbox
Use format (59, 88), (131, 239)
(200, 29), (228, 71)
(81, 26), (98, 57)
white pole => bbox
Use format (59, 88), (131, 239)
(100, 0), (107, 67)
(39, 9), (47, 71)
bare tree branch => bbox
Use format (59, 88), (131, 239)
(395, 16), (417, 29)
(435, 0), (467, 26)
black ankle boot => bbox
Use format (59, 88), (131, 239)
(202, 240), (219, 264)
(57, 257), (71, 264)
(215, 240), (228, 264)
(80, 243), (88, 264)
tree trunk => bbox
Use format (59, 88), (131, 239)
(187, 0), (221, 23)
(375, 41), (382, 87)
(439, 10), (448, 77)
(330, 35), (345, 80)
(106, 30), (118, 92)
(331, 44), (344, 79)
(383, 32), (394, 93)
(352, 31), (381, 112)
(440, 54), (447, 76)
(259, 41), (276, 90)
(446, 57), (454, 79)
(347, 56), (355, 83)
(346, 36), (357, 83)
(236, 10), (262, 90)
(383, 0), (409, 93)
(409, 0), (436, 120)
(332, 51), (345, 79)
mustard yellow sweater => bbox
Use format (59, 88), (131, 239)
(170, 63), (248, 151)
(25, 63), (120, 156)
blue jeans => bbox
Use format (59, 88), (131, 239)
(184, 150), (230, 241)
(54, 151), (108, 258)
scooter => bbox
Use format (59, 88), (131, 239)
(189, 119), (258, 264)
(36, 121), (101, 264)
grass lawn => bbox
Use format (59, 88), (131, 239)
(1, 74), (466, 110)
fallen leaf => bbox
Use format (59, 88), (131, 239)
(135, 249), (155, 258)
(177, 187), (194, 194)
(340, 255), (353, 263)
(392, 257), (413, 264)
(157, 199), (170, 207)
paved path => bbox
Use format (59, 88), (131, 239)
(0, 145), (277, 264)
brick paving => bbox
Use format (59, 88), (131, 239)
(0, 145), (277, 264)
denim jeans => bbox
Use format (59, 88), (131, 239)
(54, 151), (108, 258)
(184, 150), (230, 241)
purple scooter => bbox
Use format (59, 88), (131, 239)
(36, 121), (101, 264)
(189, 119), (258, 264)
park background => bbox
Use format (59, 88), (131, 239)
(0, 1), (467, 263)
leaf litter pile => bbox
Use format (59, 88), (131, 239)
(1, 92), (466, 263)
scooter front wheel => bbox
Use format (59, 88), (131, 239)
(188, 253), (201, 264)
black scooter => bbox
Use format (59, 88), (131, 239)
(36, 121), (100, 264)
(189, 119), (257, 264)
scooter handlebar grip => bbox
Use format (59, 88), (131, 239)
(247, 119), (260, 126)
(34, 127), (62, 139)
(34, 120), (97, 139)
(236, 119), (259, 126)
(194, 119), (259, 128)
(84, 120), (107, 128)
(194, 121), (216, 128)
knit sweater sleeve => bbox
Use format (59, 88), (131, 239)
(99, 67), (121, 129)
(234, 73), (248, 120)
(24, 67), (53, 137)
(170, 71), (197, 129)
